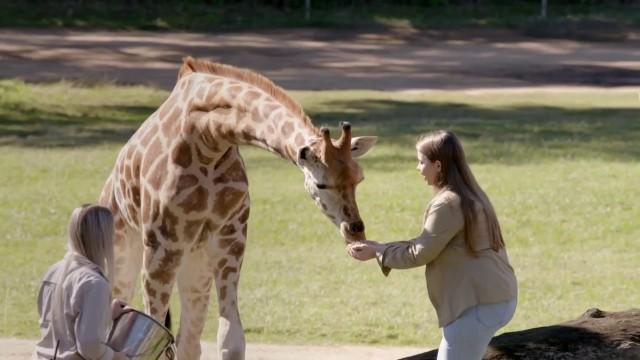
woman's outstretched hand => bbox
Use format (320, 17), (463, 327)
(347, 240), (383, 261)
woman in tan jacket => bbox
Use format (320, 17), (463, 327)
(34, 205), (129, 360)
(348, 130), (517, 360)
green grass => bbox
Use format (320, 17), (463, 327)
(1, 80), (639, 348)
(1, 2), (638, 36)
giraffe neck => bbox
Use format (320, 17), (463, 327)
(186, 74), (320, 163)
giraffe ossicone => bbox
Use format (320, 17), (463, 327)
(100, 56), (377, 360)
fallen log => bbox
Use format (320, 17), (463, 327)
(400, 308), (640, 360)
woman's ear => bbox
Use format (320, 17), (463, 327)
(435, 160), (442, 172)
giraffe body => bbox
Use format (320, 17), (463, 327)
(100, 58), (376, 360)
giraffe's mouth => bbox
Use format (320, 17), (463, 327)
(340, 222), (365, 243)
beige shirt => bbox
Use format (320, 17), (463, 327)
(34, 253), (115, 360)
(377, 189), (518, 327)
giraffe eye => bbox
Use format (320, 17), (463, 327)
(316, 183), (330, 190)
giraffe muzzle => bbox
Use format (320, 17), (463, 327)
(340, 221), (366, 242)
(349, 221), (365, 234)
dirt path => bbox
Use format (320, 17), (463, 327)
(1, 28), (639, 90)
(2, 338), (425, 360)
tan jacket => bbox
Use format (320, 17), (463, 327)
(34, 253), (114, 360)
(377, 189), (518, 327)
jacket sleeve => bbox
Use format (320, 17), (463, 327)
(376, 198), (464, 276)
(72, 277), (115, 360)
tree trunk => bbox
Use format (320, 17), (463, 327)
(400, 308), (640, 360)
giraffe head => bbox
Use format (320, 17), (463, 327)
(297, 122), (377, 243)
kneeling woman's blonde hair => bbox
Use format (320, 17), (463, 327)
(67, 204), (115, 281)
(51, 205), (115, 333)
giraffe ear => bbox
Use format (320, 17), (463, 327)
(350, 136), (377, 158)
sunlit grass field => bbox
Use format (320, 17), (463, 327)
(1, 80), (638, 348)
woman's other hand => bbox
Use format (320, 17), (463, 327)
(347, 240), (383, 261)
(111, 299), (131, 320)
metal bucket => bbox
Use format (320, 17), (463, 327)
(107, 309), (175, 360)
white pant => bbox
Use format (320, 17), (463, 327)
(437, 299), (517, 360)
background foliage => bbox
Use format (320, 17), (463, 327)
(1, 0), (638, 31)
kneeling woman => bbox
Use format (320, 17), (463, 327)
(34, 204), (128, 360)
(349, 130), (518, 360)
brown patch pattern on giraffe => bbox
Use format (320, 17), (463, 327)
(158, 209), (179, 242)
(194, 145), (215, 165)
(144, 229), (160, 250)
(219, 237), (235, 249)
(159, 94), (177, 119)
(213, 160), (247, 185)
(263, 103), (279, 117)
(228, 85), (243, 99)
(217, 258), (228, 269)
(172, 142), (192, 168)
(178, 186), (209, 214)
(144, 279), (157, 298)
(149, 248), (184, 285)
(221, 266), (237, 280)
(280, 122), (294, 138)
(160, 292), (171, 306)
(219, 224), (236, 236)
(142, 137), (162, 172)
(175, 174), (198, 193)
(251, 107), (263, 123)
(115, 217), (126, 230)
(229, 242), (245, 260)
(199, 127), (220, 153)
(244, 90), (262, 104)
(241, 125), (256, 142)
(131, 185), (141, 205)
(147, 155), (168, 191)
(238, 208), (250, 224)
(213, 187), (246, 217)
(162, 109), (181, 138)
(196, 221), (214, 245)
(139, 123), (158, 147)
(184, 220), (203, 240)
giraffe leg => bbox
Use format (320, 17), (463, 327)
(212, 213), (248, 360)
(140, 228), (183, 322)
(112, 215), (142, 303)
(175, 248), (215, 360)
(213, 255), (246, 360)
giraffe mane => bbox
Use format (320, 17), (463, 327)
(178, 56), (317, 134)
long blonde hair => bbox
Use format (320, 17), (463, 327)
(417, 130), (505, 254)
(66, 204), (115, 281)
(49, 204), (115, 349)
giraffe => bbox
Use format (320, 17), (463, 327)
(99, 57), (377, 360)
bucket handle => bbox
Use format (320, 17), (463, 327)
(163, 342), (177, 360)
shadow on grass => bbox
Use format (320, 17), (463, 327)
(1, 96), (638, 163)
(0, 104), (154, 147)
(311, 98), (640, 163)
